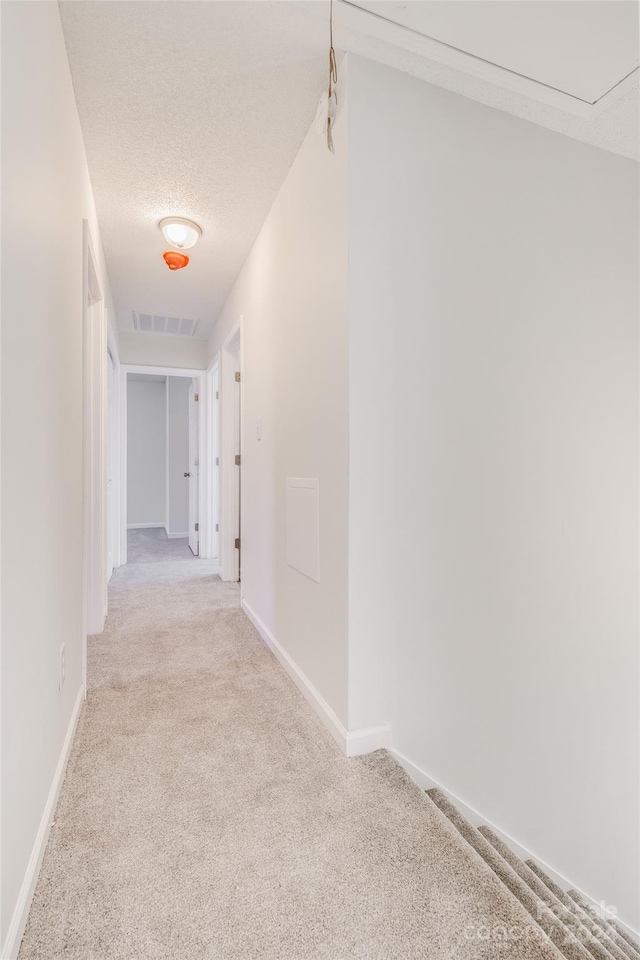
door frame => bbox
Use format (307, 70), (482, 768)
(120, 364), (216, 564)
(107, 347), (115, 581)
(106, 322), (122, 579)
(82, 222), (107, 692)
(218, 320), (242, 582)
(205, 359), (220, 563)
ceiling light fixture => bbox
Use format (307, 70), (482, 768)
(159, 217), (202, 250)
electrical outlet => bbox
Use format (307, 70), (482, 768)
(59, 644), (66, 691)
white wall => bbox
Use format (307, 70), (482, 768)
(127, 379), (167, 527)
(347, 55), (639, 929)
(119, 331), (207, 369)
(207, 94), (349, 725)
(0, 2), (115, 952)
(167, 377), (190, 535)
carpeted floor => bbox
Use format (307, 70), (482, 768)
(126, 526), (197, 564)
(19, 545), (564, 959)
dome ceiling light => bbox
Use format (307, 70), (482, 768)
(159, 217), (202, 250)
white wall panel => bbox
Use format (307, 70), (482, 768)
(0, 3), (115, 950)
(127, 380), (166, 526)
(347, 54), (639, 930)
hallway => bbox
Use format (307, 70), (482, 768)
(2, 2), (638, 955)
(19, 556), (561, 960)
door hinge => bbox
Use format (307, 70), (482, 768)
(195, 522), (199, 532)
(215, 457), (219, 466)
(194, 393), (199, 401)
(216, 391), (219, 399)
(235, 538), (241, 549)
(215, 523), (219, 532)
(235, 371), (241, 383)
(235, 454), (241, 466)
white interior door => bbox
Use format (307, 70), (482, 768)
(233, 363), (241, 581)
(107, 349), (115, 580)
(188, 379), (199, 556)
(212, 366), (220, 561)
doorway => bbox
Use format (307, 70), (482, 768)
(83, 222), (107, 667)
(119, 364), (217, 566)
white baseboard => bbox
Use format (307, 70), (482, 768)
(127, 522), (165, 529)
(391, 747), (640, 944)
(346, 724), (391, 756)
(241, 598), (390, 758)
(165, 531), (189, 539)
(2, 685), (84, 960)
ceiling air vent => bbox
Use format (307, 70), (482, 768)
(133, 312), (200, 338)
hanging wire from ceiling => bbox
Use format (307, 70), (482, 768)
(326, 0), (338, 152)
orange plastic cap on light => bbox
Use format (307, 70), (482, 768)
(163, 251), (189, 271)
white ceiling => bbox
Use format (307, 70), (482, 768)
(349, 1), (639, 103)
(60, 1), (329, 338)
(60, 1), (639, 341)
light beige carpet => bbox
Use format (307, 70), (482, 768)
(19, 555), (564, 959)
(125, 527), (196, 564)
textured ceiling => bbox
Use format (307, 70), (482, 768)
(59, 1), (329, 337)
(60, 1), (638, 340)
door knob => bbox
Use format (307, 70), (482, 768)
(184, 472), (190, 477)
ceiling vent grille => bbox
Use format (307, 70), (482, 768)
(133, 312), (200, 338)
